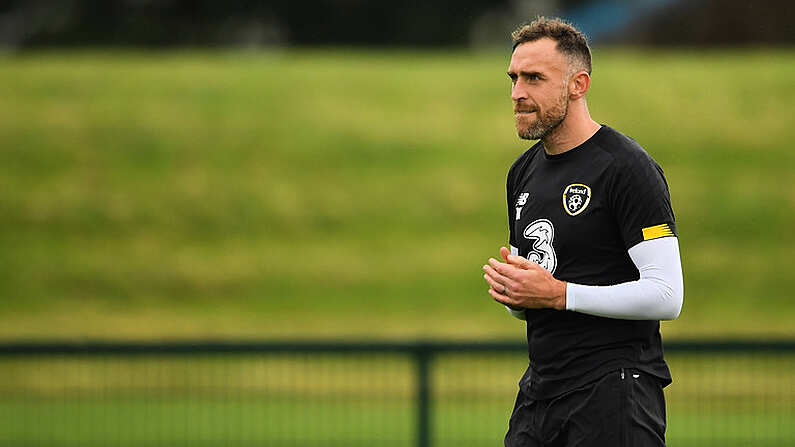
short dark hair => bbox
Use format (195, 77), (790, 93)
(511, 16), (592, 75)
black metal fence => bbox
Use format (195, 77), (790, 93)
(0, 340), (793, 447)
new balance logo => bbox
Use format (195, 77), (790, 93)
(515, 193), (530, 220)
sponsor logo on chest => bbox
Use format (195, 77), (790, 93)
(562, 183), (591, 216)
(523, 218), (557, 273)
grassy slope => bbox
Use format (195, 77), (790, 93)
(0, 49), (792, 340)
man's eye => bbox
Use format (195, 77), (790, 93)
(528, 74), (541, 81)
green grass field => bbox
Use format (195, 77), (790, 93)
(1, 351), (792, 446)
(0, 48), (794, 341)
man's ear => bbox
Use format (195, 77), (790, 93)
(569, 71), (591, 99)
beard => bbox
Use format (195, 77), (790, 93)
(515, 90), (569, 140)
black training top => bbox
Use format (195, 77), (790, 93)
(506, 124), (677, 400)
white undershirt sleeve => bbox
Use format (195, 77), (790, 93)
(565, 237), (684, 320)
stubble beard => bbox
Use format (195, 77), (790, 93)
(516, 90), (569, 141)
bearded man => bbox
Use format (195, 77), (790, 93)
(482, 17), (684, 447)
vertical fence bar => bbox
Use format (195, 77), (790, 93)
(415, 345), (432, 447)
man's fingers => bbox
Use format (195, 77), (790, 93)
(483, 263), (516, 288)
(487, 257), (520, 280)
(499, 246), (511, 262)
(507, 254), (539, 270)
(483, 273), (509, 293)
(489, 287), (520, 307)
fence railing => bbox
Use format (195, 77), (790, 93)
(1, 340), (793, 447)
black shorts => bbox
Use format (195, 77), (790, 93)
(505, 368), (666, 447)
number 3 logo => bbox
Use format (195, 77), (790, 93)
(522, 219), (557, 274)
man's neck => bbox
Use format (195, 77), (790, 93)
(542, 105), (601, 155)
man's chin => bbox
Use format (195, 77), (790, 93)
(516, 119), (537, 139)
(516, 126), (542, 140)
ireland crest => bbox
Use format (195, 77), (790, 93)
(562, 183), (591, 216)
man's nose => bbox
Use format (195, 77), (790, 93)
(511, 82), (527, 102)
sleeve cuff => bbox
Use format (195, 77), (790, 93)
(565, 283), (576, 311)
(505, 305), (526, 320)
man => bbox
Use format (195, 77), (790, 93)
(482, 17), (683, 446)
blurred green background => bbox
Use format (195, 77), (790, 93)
(1, 2), (794, 446)
(1, 47), (793, 341)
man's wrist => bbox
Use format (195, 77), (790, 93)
(555, 281), (567, 310)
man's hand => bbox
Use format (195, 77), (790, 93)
(483, 247), (567, 310)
